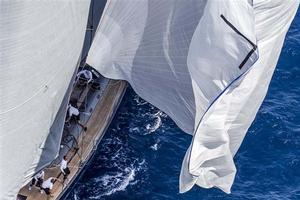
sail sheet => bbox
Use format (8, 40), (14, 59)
(0, 1), (90, 199)
(87, 0), (299, 193)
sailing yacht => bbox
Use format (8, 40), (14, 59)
(0, 0), (298, 200)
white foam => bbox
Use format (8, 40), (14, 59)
(150, 143), (159, 151)
(146, 115), (162, 134)
(90, 168), (136, 199)
(89, 159), (147, 199)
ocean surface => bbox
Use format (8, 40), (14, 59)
(65, 10), (300, 200)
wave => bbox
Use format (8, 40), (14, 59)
(145, 111), (163, 134)
(89, 168), (135, 199)
(88, 158), (146, 199)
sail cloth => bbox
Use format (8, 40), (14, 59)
(87, 0), (259, 135)
(0, 1), (90, 199)
(180, 0), (299, 193)
(87, 0), (299, 194)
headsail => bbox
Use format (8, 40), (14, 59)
(87, 0), (299, 193)
(87, 0), (259, 135)
(180, 0), (299, 193)
(0, 1), (90, 199)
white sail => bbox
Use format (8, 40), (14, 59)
(87, 0), (259, 134)
(0, 1), (90, 199)
(180, 0), (299, 193)
(87, 0), (299, 194)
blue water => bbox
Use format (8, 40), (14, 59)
(66, 10), (300, 200)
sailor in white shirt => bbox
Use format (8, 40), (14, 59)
(67, 104), (80, 121)
(66, 104), (87, 131)
(77, 69), (93, 84)
(60, 156), (70, 181)
(29, 170), (45, 190)
(41, 177), (56, 195)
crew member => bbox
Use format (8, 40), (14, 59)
(66, 104), (87, 131)
(67, 103), (80, 121)
(77, 69), (93, 84)
(60, 156), (70, 181)
(29, 170), (44, 190)
(41, 177), (56, 196)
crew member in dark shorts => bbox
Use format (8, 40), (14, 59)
(60, 156), (70, 181)
(41, 177), (56, 196)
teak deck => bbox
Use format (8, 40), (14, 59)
(18, 80), (127, 200)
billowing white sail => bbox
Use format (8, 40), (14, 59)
(0, 1), (90, 199)
(87, 0), (299, 194)
(87, 0), (259, 134)
(180, 0), (299, 193)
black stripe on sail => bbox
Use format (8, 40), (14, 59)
(220, 14), (257, 69)
(238, 47), (257, 69)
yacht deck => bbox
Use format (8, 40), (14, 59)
(17, 80), (126, 200)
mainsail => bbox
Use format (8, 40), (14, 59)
(0, 1), (90, 199)
(87, 0), (299, 193)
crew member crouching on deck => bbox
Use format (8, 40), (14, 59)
(60, 156), (70, 182)
(29, 170), (44, 191)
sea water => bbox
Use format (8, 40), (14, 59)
(66, 10), (300, 200)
